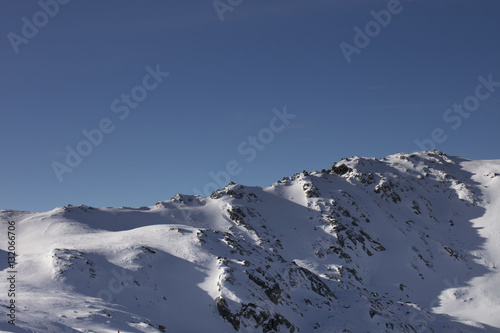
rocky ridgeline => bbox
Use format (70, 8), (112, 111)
(186, 151), (484, 332)
(3, 151), (495, 333)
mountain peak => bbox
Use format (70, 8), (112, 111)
(1, 151), (500, 332)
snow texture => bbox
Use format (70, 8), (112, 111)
(1, 151), (500, 333)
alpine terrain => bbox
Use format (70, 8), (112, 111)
(1, 151), (500, 333)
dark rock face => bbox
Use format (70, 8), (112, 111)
(329, 163), (353, 176)
(217, 297), (241, 330)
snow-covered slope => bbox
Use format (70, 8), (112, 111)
(1, 151), (500, 333)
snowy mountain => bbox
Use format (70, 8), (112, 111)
(2, 151), (500, 333)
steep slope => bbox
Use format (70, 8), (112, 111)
(1, 151), (500, 333)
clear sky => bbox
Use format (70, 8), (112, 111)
(1, 0), (499, 212)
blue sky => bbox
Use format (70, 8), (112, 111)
(1, 0), (499, 212)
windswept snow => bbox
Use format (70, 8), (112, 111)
(1, 151), (500, 332)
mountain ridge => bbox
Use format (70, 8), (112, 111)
(1, 151), (500, 333)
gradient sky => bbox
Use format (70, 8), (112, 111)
(1, 0), (499, 212)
